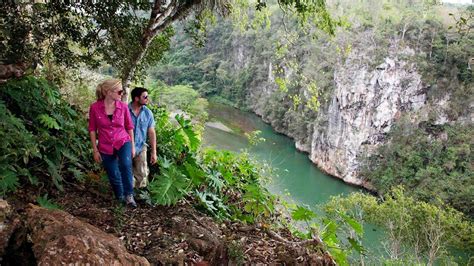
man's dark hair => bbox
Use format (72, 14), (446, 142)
(131, 87), (148, 102)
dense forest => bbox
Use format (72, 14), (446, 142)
(0, 0), (473, 265)
(151, 0), (473, 217)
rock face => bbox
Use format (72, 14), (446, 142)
(245, 43), (460, 187)
(308, 52), (426, 185)
(24, 204), (149, 265)
(0, 199), (19, 258)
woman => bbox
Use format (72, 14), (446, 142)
(89, 79), (137, 207)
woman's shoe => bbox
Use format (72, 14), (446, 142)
(125, 195), (137, 208)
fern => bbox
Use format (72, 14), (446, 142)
(206, 170), (225, 192)
(194, 190), (230, 219)
(36, 194), (61, 210)
(0, 167), (19, 196)
(44, 157), (63, 191)
(0, 77), (96, 194)
(68, 167), (85, 182)
(38, 114), (61, 130)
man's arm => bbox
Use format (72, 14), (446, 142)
(148, 127), (157, 164)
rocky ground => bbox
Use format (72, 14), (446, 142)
(1, 182), (334, 265)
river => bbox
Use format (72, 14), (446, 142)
(202, 103), (359, 207)
(202, 103), (383, 256)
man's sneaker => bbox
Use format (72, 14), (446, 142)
(125, 195), (137, 208)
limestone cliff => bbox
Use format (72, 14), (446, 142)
(308, 49), (427, 186)
(246, 42), (466, 187)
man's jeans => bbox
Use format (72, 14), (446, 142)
(101, 141), (133, 200)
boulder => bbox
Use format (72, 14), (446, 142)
(25, 204), (149, 265)
(0, 199), (19, 257)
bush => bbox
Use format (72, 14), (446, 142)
(324, 187), (474, 264)
(361, 120), (474, 217)
(0, 76), (97, 195)
(143, 104), (276, 223)
(149, 83), (209, 122)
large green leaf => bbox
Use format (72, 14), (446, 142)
(291, 205), (317, 222)
(184, 162), (205, 186)
(148, 166), (188, 206)
(175, 114), (200, 152)
(338, 211), (364, 236)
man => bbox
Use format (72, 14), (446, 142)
(129, 87), (157, 188)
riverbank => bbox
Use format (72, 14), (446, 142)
(206, 102), (376, 192)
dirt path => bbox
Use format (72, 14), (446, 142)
(4, 183), (334, 265)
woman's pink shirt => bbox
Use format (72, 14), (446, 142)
(88, 100), (134, 155)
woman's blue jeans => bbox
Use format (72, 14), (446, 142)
(100, 141), (133, 201)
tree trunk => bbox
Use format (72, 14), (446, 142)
(429, 30), (436, 59)
(444, 34), (449, 66)
(401, 22), (408, 43)
(120, 0), (202, 102)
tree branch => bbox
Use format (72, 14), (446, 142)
(120, 0), (202, 100)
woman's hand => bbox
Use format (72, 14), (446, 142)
(93, 150), (102, 163)
(132, 146), (136, 158)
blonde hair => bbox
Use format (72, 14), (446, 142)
(96, 79), (122, 100)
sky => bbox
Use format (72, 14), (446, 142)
(441, 0), (472, 4)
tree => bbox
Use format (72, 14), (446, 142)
(1, 0), (335, 99)
(118, 0), (230, 100)
(324, 187), (474, 265)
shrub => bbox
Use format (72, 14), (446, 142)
(0, 76), (97, 195)
(362, 121), (474, 217)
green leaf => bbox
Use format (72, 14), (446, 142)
(291, 205), (317, 222)
(148, 166), (188, 206)
(321, 218), (338, 243)
(348, 237), (366, 254)
(183, 126), (200, 152)
(184, 162), (205, 186)
(36, 194), (61, 210)
(329, 246), (349, 266)
(338, 211), (364, 236)
(194, 190), (230, 219)
(68, 167), (85, 182)
(158, 156), (172, 169)
(44, 157), (63, 191)
(207, 170), (225, 192)
(195, 191), (218, 212)
(138, 190), (153, 206)
(175, 114), (200, 152)
(0, 168), (19, 196)
(38, 114), (61, 130)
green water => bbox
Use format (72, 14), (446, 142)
(203, 106), (359, 206)
(202, 104), (474, 264)
(202, 104), (383, 254)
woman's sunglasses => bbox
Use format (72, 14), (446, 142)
(116, 90), (124, 95)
